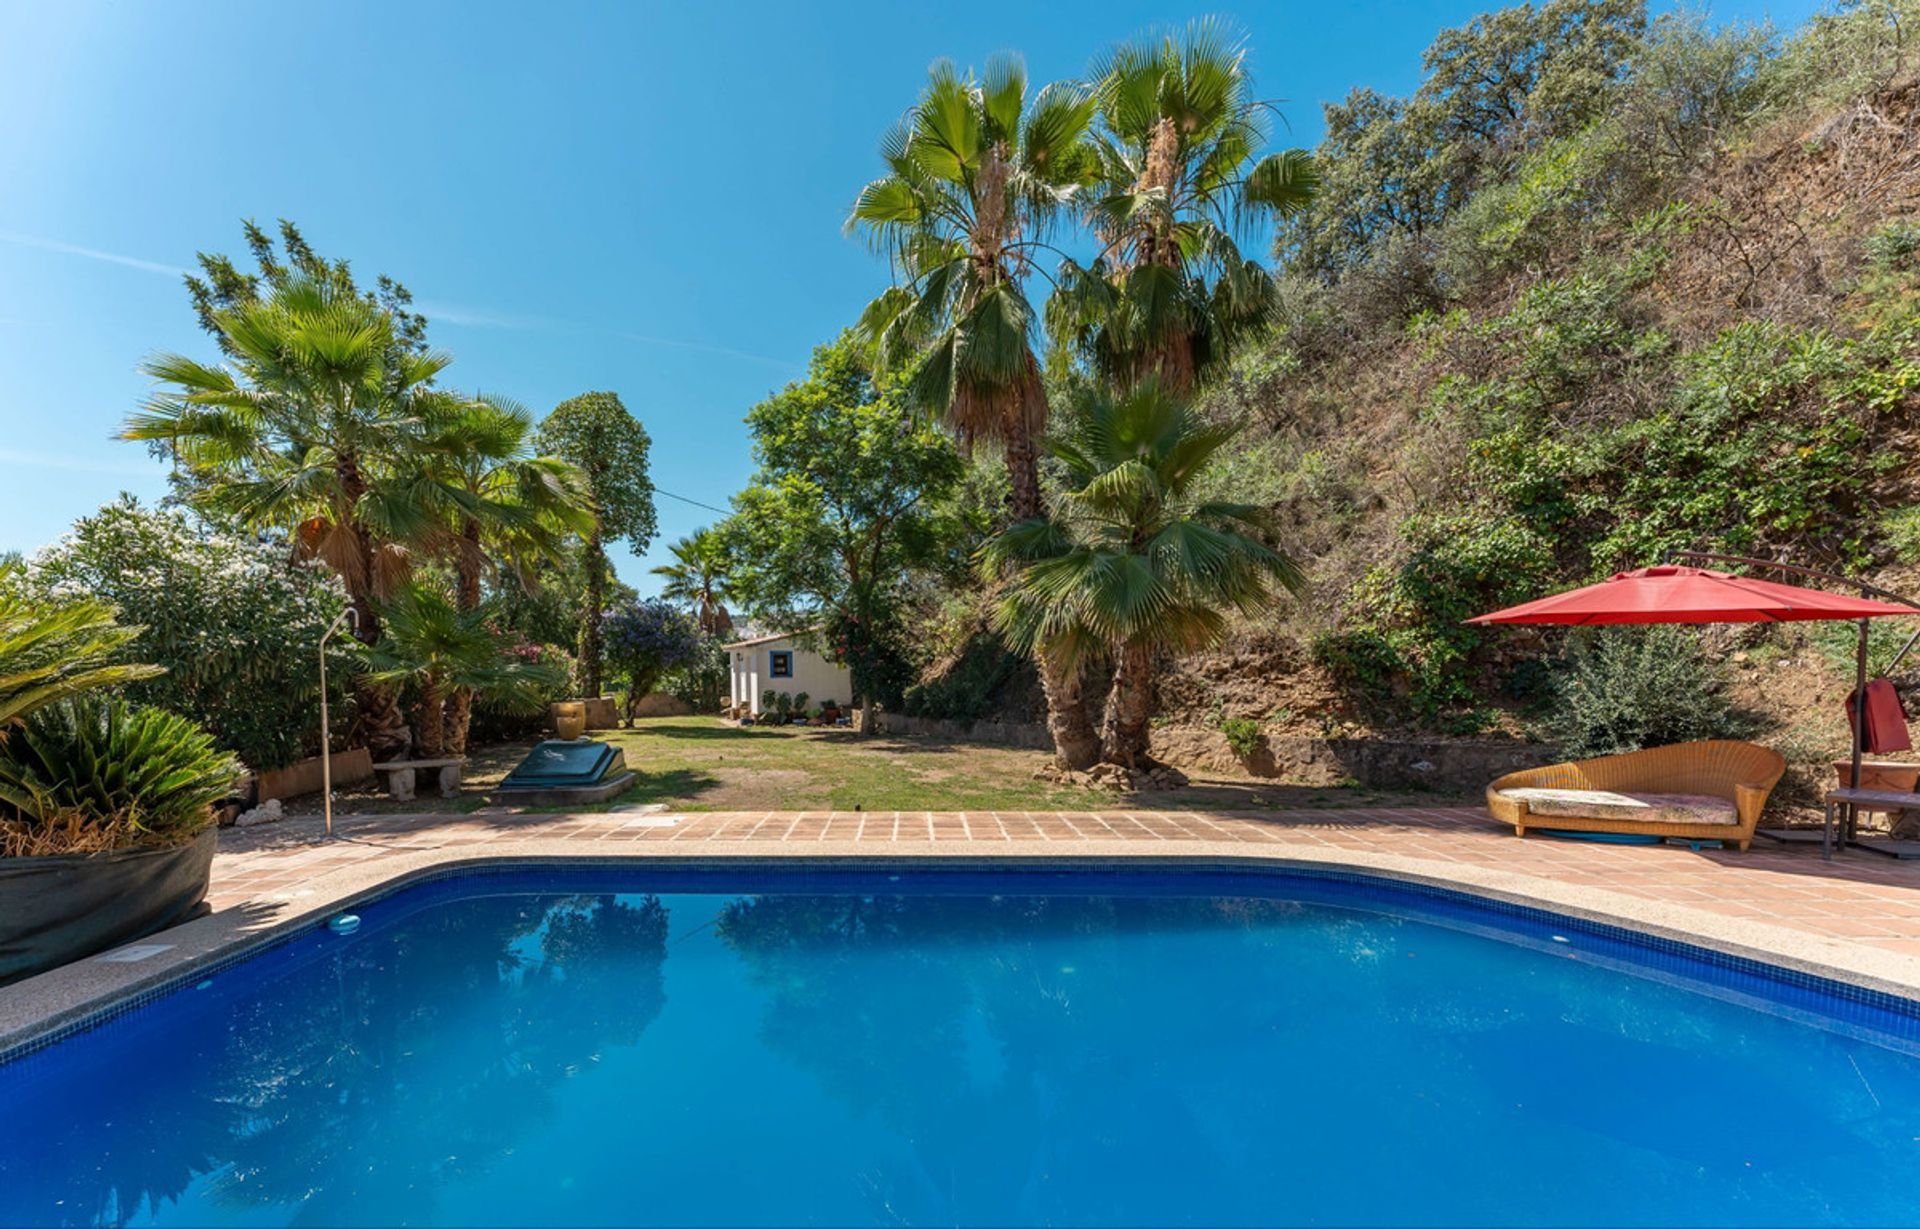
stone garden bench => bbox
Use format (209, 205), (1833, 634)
(370, 757), (466, 802)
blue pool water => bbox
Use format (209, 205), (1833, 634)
(3, 866), (1920, 1227)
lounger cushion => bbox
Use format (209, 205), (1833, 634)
(1500, 787), (1739, 826)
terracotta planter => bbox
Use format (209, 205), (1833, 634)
(256, 747), (373, 802)
(0, 828), (217, 987)
(551, 701), (588, 740)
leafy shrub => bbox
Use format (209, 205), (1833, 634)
(1217, 716), (1266, 762)
(1880, 506), (1920, 564)
(660, 634), (729, 712)
(1310, 628), (1404, 692)
(0, 697), (241, 856)
(902, 631), (1032, 721)
(1540, 625), (1749, 757)
(28, 499), (350, 770)
(468, 639), (574, 743)
(1864, 220), (1920, 272)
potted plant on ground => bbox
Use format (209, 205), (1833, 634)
(0, 580), (239, 985)
(791, 693), (810, 727)
(817, 698), (842, 724)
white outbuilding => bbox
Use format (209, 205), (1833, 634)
(724, 629), (852, 717)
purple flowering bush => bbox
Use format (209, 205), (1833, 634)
(601, 599), (703, 721)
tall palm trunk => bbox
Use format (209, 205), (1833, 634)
(337, 452), (413, 762)
(580, 527), (606, 698)
(1005, 427), (1100, 770)
(1123, 117), (1200, 399)
(1099, 640), (1155, 767)
(446, 517), (483, 757)
(414, 674), (447, 759)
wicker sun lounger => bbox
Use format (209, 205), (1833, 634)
(1486, 740), (1786, 851)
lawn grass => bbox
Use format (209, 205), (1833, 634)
(293, 716), (1458, 817)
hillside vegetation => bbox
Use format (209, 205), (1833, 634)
(914, 0), (1920, 790)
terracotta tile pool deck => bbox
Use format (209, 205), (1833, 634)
(211, 803), (1920, 960)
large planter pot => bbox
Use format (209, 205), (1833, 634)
(551, 701), (588, 740)
(0, 828), (217, 987)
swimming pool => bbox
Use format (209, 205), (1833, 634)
(2, 864), (1918, 1227)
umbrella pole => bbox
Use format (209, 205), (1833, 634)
(1849, 617), (1869, 845)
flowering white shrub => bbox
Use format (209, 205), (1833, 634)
(29, 496), (353, 770)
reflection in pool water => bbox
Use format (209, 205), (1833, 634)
(1, 869), (1917, 1226)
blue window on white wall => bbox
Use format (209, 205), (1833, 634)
(769, 650), (793, 678)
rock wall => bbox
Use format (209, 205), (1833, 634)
(631, 692), (694, 718)
(874, 712), (1056, 751)
(1149, 727), (1559, 793)
(878, 712), (1554, 793)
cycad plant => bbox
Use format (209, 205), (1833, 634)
(651, 527), (734, 635)
(123, 278), (457, 758)
(850, 56), (1106, 768)
(982, 379), (1303, 766)
(364, 585), (564, 758)
(0, 697), (240, 856)
(0, 576), (162, 733)
(1049, 19), (1317, 394)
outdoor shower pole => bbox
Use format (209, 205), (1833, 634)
(1851, 617), (1870, 841)
(317, 607), (358, 840)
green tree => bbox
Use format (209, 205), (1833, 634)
(122, 278), (460, 758)
(719, 335), (962, 720)
(422, 395), (592, 751)
(983, 379), (1303, 766)
(533, 392), (657, 697)
(183, 218), (429, 358)
(1049, 18), (1317, 394)
(850, 56), (1106, 766)
(651, 527), (734, 635)
(600, 599), (705, 724)
(1280, 0), (1644, 275)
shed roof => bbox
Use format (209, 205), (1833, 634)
(722, 627), (823, 651)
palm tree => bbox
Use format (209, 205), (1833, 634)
(363, 586), (562, 759)
(651, 528), (734, 635)
(420, 394), (592, 753)
(0, 573), (162, 733)
(1048, 19), (1317, 395)
(981, 379), (1303, 767)
(123, 278), (450, 758)
(850, 55), (1105, 769)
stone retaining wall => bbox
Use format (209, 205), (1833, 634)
(874, 712), (1056, 751)
(876, 713), (1555, 794)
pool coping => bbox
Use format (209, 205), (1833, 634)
(5, 834), (1920, 1057)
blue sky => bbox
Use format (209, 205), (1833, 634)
(0, 0), (1820, 594)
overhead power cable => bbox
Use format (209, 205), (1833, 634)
(654, 486), (731, 516)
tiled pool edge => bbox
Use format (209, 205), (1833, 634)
(5, 834), (1920, 1058)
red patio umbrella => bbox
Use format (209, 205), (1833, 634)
(1466, 565), (1914, 626)
(1469, 560), (1920, 854)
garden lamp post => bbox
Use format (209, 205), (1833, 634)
(317, 606), (358, 839)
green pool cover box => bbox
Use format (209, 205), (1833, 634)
(493, 739), (635, 805)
